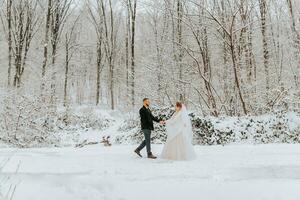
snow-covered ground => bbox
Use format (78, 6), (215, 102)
(1, 144), (300, 200)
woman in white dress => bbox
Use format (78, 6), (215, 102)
(161, 102), (196, 160)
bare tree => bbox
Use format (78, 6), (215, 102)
(87, 0), (105, 105)
(286, 0), (300, 90)
(184, 2), (219, 116)
(41, 0), (52, 90)
(100, 0), (118, 110)
(259, 0), (270, 102)
(206, 1), (248, 115)
(125, 1), (130, 102)
(128, 0), (137, 107)
(49, 0), (73, 102)
(2, 0), (13, 87)
(63, 15), (80, 107)
(176, 0), (184, 102)
(146, 1), (169, 105)
(2, 0), (40, 88)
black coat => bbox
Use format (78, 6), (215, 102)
(139, 106), (160, 130)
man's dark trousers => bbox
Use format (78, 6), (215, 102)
(137, 129), (151, 155)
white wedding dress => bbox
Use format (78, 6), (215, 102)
(161, 105), (196, 160)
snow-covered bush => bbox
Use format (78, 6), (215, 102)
(115, 107), (300, 145)
(0, 92), (113, 148)
(55, 107), (111, 132)
(190, 114), (235, 145)
(115, 117), (142, 144)
(249, 111), (300, 144)
(0, 92), (60, 147)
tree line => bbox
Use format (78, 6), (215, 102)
(0, 0), (299, 116)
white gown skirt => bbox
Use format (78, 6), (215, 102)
(161, 132), (196, 161)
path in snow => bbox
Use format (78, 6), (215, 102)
(1, 144), (300, 200)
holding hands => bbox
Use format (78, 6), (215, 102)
(159, 120), (166, 125)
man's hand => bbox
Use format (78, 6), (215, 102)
(159, 120), (166, 125)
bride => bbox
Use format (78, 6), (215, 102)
(161, 102), (196, 160)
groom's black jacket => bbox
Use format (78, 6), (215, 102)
(139, 106), (160, 130)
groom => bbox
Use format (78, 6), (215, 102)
(134, 98), (165, 159)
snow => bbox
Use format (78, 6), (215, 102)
(1, 144), (300, 200)
(210, 112), (300, 132)
(72, 110), (124, 145)
(1, 107), (300, 200)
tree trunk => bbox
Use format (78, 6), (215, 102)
(96, 41), (102, 105)
(63, 35), (69, 107)
(176, 0), (184, 102)
(6, 0), (12, 87)
(230, 37), (247, 115)
(127, 0), (137, 107)
(41, 0), (52, 87)
(125, 7), (130, 101)
(286, 0), (300, 90)
(259, 0), (270, 103)
(11, 0), (36, 88)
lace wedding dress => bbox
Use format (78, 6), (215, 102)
(161, 105), (196, 160)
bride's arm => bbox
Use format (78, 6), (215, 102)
(166, 112), (179, 125)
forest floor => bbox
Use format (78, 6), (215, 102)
(1, 144), (300, 200)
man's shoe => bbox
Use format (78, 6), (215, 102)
(147, 153), (157, 159)
(134, 149), (142, 158)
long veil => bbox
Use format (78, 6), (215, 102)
(166, 105), (193, 142)
(180, 105), (194, 143)
(164, 104), (196, 160)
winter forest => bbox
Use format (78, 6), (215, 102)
(1, 0), (300, 115)
(1, 1), (300, 200)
